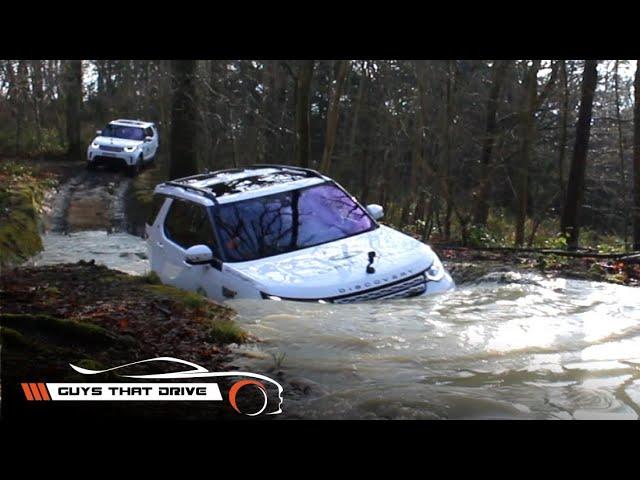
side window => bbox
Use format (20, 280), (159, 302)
(145, 127), (153, 138)
(164, 200), (218, 254)
(147, 194), (166, 226)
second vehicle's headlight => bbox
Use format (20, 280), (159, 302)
(91, 142), (100, 148)
(124, 145), (138, 152)
(426, 255), (445, 281)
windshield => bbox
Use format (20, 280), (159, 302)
(213, 182), (376, 262)
(101, 124), (145, 141)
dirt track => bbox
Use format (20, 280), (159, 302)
(46, 168), (132, 234)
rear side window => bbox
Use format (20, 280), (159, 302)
(164, 199), (218, 253)
(147, 194), (166, 226)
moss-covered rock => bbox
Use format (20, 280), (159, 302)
(0, 162), (57, 269)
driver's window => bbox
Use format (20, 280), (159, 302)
(164, 200), (218, 254)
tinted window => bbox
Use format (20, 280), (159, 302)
(213, 183), (375, 262)
(164, 200), (218, 253)
(147, 194), (166, 226)
(145, 127), (153, 137)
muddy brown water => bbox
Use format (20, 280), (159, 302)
(30, 168), (640, 419)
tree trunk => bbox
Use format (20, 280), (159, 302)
(473, 60), (509, 226)
(561, 60), (599, 249)
(614, 60), (630, 250)
(319, 60), (349, 174)
(633, 60), (640, 250)
(515, 60), (540, 246)
(443, 61), (455, 241)
(29, 60), (44, 152)
(348, 61), (367, 160)
(169, 60), (198, 179)
(557, 60), (569, 208)
(294, 60), (314, 168)
(64, 60), (83, 161)
(13, 61), (29, 156)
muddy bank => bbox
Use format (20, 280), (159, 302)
(439, 247), (640, 287)
(0, 261), (249, 420)
(125, 165), (168, 236)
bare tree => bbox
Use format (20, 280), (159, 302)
(320, 60), (349, 173)
(64, 60), (83, 160)
(473, 60), (510, 226)
(634, 60), (640, 250)
(294, 61), (314, 168)
(170, 60), (198, 179)
(561, 60), (598, 249)
(515, 60), (540, 246)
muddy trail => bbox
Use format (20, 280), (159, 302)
(46, 168), (132, 234)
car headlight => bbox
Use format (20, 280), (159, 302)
(91, 142), (100, 149)
(124, 145), (138, 152)
(426, 255), (445, 281)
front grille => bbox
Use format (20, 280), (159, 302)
(330, 272), (427, 304)
(100, 145), (123, 152)
(262, 270), (428, 304)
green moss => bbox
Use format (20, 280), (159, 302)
(1, 313), (119, 347)
(206, 318), (247, 344)
(144, 283), (209, 309)
(0, 163), (55, 268)
(0, 326), (29, 347)
(73, 358), (106, 371)
(142, 270), (162, 285)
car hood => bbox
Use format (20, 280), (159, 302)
(226, 225), (436, 299)
(93, 136), (143, 148)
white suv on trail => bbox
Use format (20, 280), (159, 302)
(146, 165), (454, 303)
(87, 119), (159, 176)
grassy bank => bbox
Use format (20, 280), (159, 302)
(0, 161), (57, 269)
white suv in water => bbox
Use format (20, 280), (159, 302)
(146, 165), (454, 303)
(87, 119), (159, 176)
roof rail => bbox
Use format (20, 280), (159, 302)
(170, 164), (324, 185)
(250, 164), (325, 179)
(161, 181), (219, 204)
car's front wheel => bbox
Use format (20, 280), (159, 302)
(127, 156), (142, 177)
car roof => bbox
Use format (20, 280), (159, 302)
(109, 119), (155, 128)
(155, 165), (330, 206)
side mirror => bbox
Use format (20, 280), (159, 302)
(96, 130), (103, 135)
(144, 136), (153, 142)
(185, 245), (213, 265)
(366, 204), (384, 220)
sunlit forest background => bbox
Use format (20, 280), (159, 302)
(1, 60), (639, 250)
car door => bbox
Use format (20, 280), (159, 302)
(158, 198), (225, 297)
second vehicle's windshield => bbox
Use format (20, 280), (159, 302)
(101, 124), (145, 141)
(213, 182), (376, 262)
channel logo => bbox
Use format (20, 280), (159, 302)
(21, 357), (283, 416)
